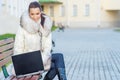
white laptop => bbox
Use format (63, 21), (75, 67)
(12, 50), (44, 78)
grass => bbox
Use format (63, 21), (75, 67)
(51, 25), (58, 32)
(0, 67), (1, 72)
(115, 29), (120, 32)
(0, 33), (15, 40)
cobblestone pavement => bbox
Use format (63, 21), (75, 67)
(52, 28), (120, 80)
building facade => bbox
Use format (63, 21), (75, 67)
(0, 0), (38, 34)
(39, 0), (120, 28)
(0, 0), (120, 28)
(0, 0), (38, 17)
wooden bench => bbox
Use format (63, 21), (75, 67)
(0, 38), (41, 80)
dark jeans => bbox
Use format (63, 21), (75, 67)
(51, 53), (65, 68)
(44, 53), (65, 80)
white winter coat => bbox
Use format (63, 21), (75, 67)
(14, 12), (52, 71)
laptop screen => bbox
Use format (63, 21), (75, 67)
(12, 50), (44, 77)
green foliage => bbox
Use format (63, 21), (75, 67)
(0, 33), (15, 40)
(51, 25), (58, 32)
(115, 29), (120, 32)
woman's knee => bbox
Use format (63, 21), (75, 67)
(57, 53), (63, 57)
(53, 53), (63, 57)
(52, 53), (64, 61)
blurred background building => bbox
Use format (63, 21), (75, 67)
(0, 0), (38, 17)
(0, 0), (120, 34)
(39, 0), (120, 28)
(0, 0), (38, 34)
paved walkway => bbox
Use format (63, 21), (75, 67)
(52, 28), (120, 80)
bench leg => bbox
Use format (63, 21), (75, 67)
(2, 65), (9, 78)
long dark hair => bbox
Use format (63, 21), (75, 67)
(28, 1), (42, 12)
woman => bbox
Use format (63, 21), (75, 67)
(14, 1), (67, 80)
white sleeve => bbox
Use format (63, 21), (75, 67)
(42, 33), (52, 56)
(14, 27), (25, 54)
(41, 33), (52, 70)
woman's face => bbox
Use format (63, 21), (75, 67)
(29, 7), (41, 22)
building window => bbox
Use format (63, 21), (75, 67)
(73, 5), (77, 16)
(60, 5), (65, 16)
(49, 6), (54, 17)
(85, 4), (90, 16)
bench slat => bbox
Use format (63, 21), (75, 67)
(30, 75), (40, 80)
(0, 42), (14, 52)
(0, 49), (13, 60)
(10, 75), (40, 80)
(18, 77), (24, 80)
(0, 38), (14, 46)
(0, 56), (11, 67)
(24, 76), (32, 80)
(11, 77), (18, 80)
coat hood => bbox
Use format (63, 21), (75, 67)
(20, 11), (40, 34)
